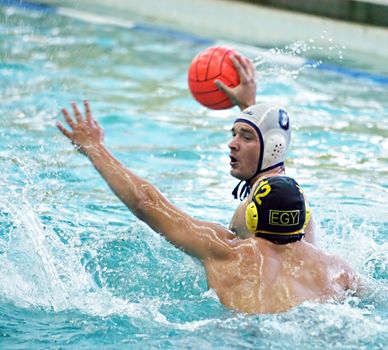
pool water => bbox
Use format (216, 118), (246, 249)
(0, 4), (387, 350)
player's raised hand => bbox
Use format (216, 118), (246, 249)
(57, 100), (104, 156)
(215, 54), (257, 110)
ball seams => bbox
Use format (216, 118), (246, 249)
(188, 46), (239, 109)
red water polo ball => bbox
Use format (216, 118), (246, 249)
(188, 46), (240, 110)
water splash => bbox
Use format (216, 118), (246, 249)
(251, 33), (346, 83)
(0, 189), (149, 319)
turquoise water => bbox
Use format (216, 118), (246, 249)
(1, 4), (387, 350)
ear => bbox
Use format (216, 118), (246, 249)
(262, 131), (288, 169)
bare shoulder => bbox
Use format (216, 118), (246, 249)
(314, 246), (360, 290)
(188, 219), (242, 260)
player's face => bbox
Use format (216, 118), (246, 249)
(228, 122), (260, 180)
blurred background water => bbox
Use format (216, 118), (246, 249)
(0, 3), (387, 349)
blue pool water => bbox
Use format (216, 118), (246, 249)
(0, 4), (387, 350)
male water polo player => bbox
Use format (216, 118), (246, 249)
(57, 100), (360, 314)
(226, 103), (315, 243)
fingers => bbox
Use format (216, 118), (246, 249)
(84, 100), (92, 124)
(231, 54), (255, 82)
(246, 56), (256, 78)
(60, 101), (95, 129)
(215, 80), (237, 106)
(71, 102), (83, 123)
(215, 80), (232, 94)
(230, 54), (246, 80)
(61, 108), (76, 129)
(56, 121), (73, 139)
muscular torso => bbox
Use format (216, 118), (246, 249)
(203, 238), (356, 314)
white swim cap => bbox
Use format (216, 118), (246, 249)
(232, 102), (291, 200)
(235, 102), (291, 173)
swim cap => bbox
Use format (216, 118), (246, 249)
(232, 102), (292, 200)
(245, 176), (310, 244)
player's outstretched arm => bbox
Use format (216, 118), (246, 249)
(215, 54), (257, 110)
(57, 101), (234, 260)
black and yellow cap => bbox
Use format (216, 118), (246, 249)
(245, 176), (310, 238)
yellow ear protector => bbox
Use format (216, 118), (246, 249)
(245, 176), (310, 236)
(246, 202), (311, 235)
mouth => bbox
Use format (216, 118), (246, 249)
(230, 155), (238, 167)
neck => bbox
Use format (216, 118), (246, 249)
(248, 166), (285, 188)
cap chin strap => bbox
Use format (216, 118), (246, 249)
(232, 162), (284, 200)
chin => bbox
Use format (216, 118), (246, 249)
(230, 169), (253, 181)
(230, 169), (241, 179)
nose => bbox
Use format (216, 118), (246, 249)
(228, 136), (239, 150)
